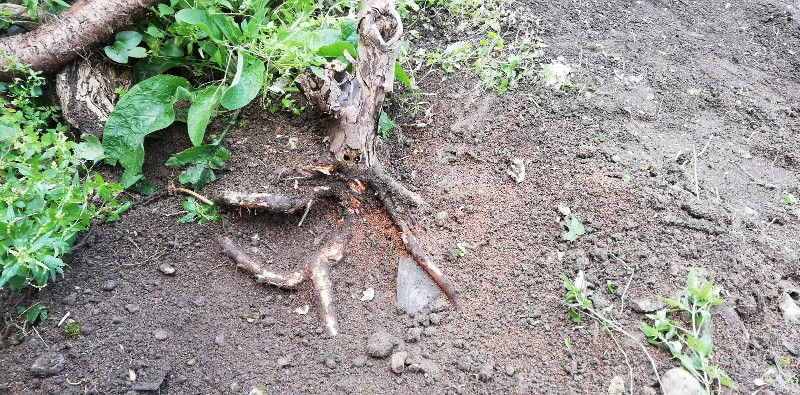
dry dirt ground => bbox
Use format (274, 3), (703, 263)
(2, 0), (800, 394)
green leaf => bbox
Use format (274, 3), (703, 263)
(133, 57), (185, 81)
(103, 75), (191, 188)
(686, 335), (710, 357)
(678, 355), (700, 378)
(156, 3), (174, 16)
(166, 144), (230, 190)
(639, 323), (659, 338)
(378, 111), (396, 138)
(0, 124), (19, 140)
(115, 31), (142, 49)
(394, 62), (413, 88)
(443, 41), (472, 56)
(73, 134), (104, 161)
(317, 41), (357, 59)
(220, 60), (265, 110)
(104, 41), (129, 64)
(127, 47), (147, 59)
(563, 215), (585, 241)
(187, 86), (224, 146)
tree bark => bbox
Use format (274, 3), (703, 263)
(296, 0), (402, 167)
(0, 0), (158, 81)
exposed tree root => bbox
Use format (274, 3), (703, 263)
(216, 215), (353, 336)
(0, 0), (158, 80)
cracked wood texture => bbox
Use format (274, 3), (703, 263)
(296, 0), (402, 167)
(0, 0), (158, 81)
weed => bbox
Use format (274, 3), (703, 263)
(1, 57), (127, 290)
(596, 132), (606, 142)
(63, 320), (81, 339)
(640, 269), (736, 392)
(179, 197), (220, 224)
(621, 169), (631, 182)
(564, 337), (572, 349)
(16, 303), (47, 325)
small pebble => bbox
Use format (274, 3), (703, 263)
(159, 263), (176, 275)
(153, 330), (168, 341)
(102, 280), (119, 291)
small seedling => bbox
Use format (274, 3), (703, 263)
(621, 169), (631, 182)
(564, 338), (572, 349)
(63, 321), (81, 339)
(596, 132), (606, 142)
(104, 31), (147, 64)
(640, 269), (737, 392)
(606, 280), (616, 294)
(783, 193), (797, 205)
(179, 197), (221, 224)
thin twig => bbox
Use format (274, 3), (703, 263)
(608, 331), (635, 395)
(169, 186), (214, 206)
(693, 144), (700, 200)
(297, 199), (314, 227)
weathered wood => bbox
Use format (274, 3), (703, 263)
(296, 0), (403, 167)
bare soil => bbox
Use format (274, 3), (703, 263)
(2, 0), (800, 394)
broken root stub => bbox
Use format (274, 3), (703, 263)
(216, 216), (353, 336)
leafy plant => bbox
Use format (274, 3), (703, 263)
(17, 302), (47, 325)
(378, 111), (398, 138)
(1, 57), (128, 291)
(104, 31), (148, 64)
(63, 320), (81, 338)
(178, 197), (220, 224)
(639, 269), (736, 392)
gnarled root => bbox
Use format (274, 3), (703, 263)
(216, 206), (353, 336)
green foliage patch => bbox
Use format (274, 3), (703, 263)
(0, 57), (127, 291)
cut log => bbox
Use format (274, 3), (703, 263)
(0, 0), (158, 81)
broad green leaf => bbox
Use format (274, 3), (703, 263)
(166, 144), (230, 190)
(639, 323), (659, 338)
(313, 29), (344, 49)
(127, 47), (147, 59)
(678, 355), (700, 378)
(156, 3), (174, 16)
(104, 41), (129, 64)
(160, 39), (185, 57)
(317, 41), (357, 59)
(115, 31), (142, 49)
(220, 60), (265, 110)
(394, 62), (413, 88)
(187, 86), (224, 146)
(73, 135), (104, 161)
(686, 335), (710, 357)
(0, 124), (19, 140)
(211, 13), (242, 44)
(103, 75), (191, 188)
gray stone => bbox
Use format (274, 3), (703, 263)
(30, 353), (66, 377)
(611, 154), (621, 163)
(102, 280), (119, 291)
(782, 336), (800, 356)
(324, 358), (337, 369)
(396, 256), (439, 314)
(629, 298), (665, 313)
(153, 329), (169, 341)
(366, 331), (398, 358)
(230, 382), (241, 392)
(428, 298), (451, 313)
(779, 293), (800, 324)
(111, 316), (124, 324)
(661, 367), (702, 395)
(434, 211), (449, 227)
(608, 375), (625, 395)
(214, 334), (228, 347)
(478, 362), (494, 382)
(405, 327), (423, 343)
(277, 355), (293, 368)
(63, 293), (77, 305)
(505, 365), (516, 377)
(390, 351), (408, 374)
(352, 355), (368, 367)
(159, 263), (176, 275)
(130, 381), (163, 391)
(125, 304), (140, 313)
(409, 358), (438, 374)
